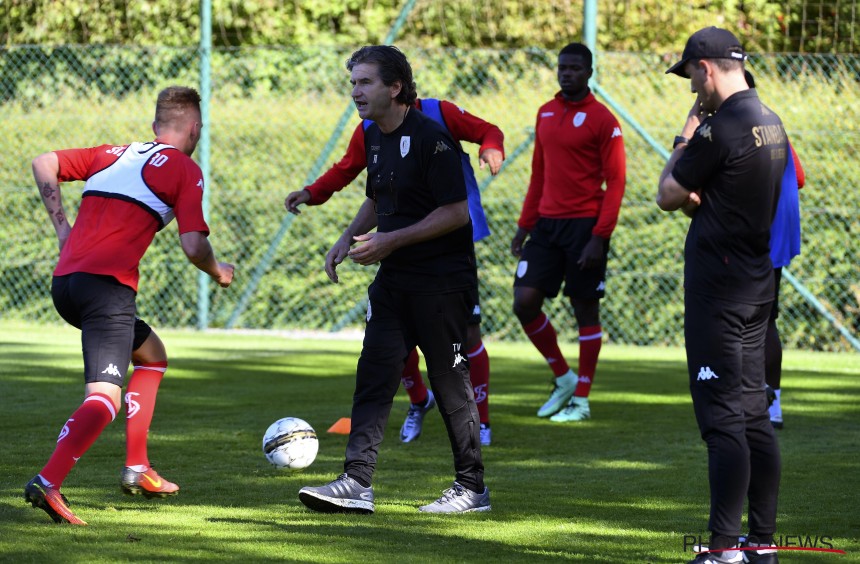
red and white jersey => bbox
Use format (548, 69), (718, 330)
(54, 141), (209, 291)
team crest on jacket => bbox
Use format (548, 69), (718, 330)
(573, 112), (587, 127)
(400, 136), (411, 157)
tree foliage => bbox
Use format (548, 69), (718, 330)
(1, 0), (857, 53)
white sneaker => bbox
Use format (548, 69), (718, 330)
(537, 370), (577, 417)
(479, 423), (491, 446)
(687, 546), (743, 563)
(400, 390), (436, 443)
(550, 396), (590, 422)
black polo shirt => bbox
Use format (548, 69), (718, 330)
(672, 89), (787, 304)
(364, 107), (477, 294)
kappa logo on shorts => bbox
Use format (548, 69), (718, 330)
(101, 363), (122, 378)
(596, 281), (606, 291)
(517, 261), (528, 278)
(697, 366), (719, 381)
(472, 304), (481, 316)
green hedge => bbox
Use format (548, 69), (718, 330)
(1, 46), (857, 352)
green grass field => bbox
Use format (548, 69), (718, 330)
(1, 321), (858, 563)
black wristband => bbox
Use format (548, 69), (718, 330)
(673, 135), (689, 149)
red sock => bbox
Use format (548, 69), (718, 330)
(125, 362), (167, 468)
(39, 393), (116, 488)
(400, 348), (428, 405)
(467, 341), (490, 424)
(522, 313), (570, 377)
(575, 325), (603, 398)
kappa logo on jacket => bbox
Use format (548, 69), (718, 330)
(400, 136), (411, 157)
(434, 140), (452, 154)
(573, 112), (587, 127)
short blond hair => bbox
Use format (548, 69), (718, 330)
(154, 86), (201, 130)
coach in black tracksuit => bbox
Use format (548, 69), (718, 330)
(658, 28), (785, 563)
(299, 45), (486, 515)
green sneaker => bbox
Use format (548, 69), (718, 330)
(550, 396), (591, 422)
(537, 371), (577, 417)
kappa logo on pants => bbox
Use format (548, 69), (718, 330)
(697, 366), (719, 381)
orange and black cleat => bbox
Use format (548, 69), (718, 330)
(121, 466), (179, 498)
(24, 476), (88, 526)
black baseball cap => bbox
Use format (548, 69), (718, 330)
(666, 26), (746, 78)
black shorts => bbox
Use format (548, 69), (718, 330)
(513, 217), (607, 299)
(52, 273), (152, 386)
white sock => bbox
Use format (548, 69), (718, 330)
(769, 388), (782, 421)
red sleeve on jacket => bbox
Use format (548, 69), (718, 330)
(517, 111), (544, 231)
(593, 117), (626, 239)
(304, 124), (368, 205)
(437, 100), (505, 159)
(790, 143), (805, 189)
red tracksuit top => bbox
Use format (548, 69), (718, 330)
(518, 91), (626, 239)
(304, 99), (505, 205)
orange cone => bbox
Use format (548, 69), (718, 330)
(327, 417), (351, 434)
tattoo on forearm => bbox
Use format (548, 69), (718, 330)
(55, 210), (66, 225)
(40, 182), (56, 200)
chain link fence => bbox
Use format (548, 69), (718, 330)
(1, 45), (858, 351)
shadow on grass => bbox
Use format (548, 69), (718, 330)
(2, 330), (858, 562)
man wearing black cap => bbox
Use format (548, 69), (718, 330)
(657, 27), (786, 564)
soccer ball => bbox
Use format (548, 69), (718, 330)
(262, 417), (319, 471)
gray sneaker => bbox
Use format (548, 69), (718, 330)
(298, 474), (374, 514)
(400, 390), (436, 443)
(418, 482), (491, 513)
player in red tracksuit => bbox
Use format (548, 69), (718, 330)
(285, 98), (504, 445)
(511, 43), (626, 423)
(25, 87), (235, 526)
